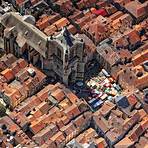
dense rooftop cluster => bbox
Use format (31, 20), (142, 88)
(0, 54), (46, 108)
(0, 0), (148, 147)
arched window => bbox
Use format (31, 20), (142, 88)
(65, 53), (68, 62)
(57, 47), (62, 59)
(70, 48), (74, 59)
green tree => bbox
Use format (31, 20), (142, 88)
(0, 102), (6, 117)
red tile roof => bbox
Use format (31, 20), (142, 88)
(64, 104), (81, 120)
(1, 69), (15, 83)
(51, 88), (65, 102)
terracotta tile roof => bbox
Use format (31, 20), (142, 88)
(93, 115), (110, 133)
(31, 77), (41, 88)
(0, 116), (36, 147)
(115, 29), (141, 48)
(68, 10), (84, 21)
(60, 122), (76, 136)
(118, 67), (137, 89)
(48, 13), (61, 24)
(82, 18), (109, 45)
(51, 88), (65, 102)
(128, 124), (143, 142)
(127, 30), (141, 45)
(83, 111), (92, 120)
(58, 98), (71, 110)
(132, 49), (148, 66)
(38, 101), (50, 114)
(44, 25), (57, 36)
(76, 128), (98, 144)
(142, 50), (148, 61)
(106, 129), (121, 143)
(15, 113), (29, 127)
(64, 104), (81, 120)
(114, 36), (129, 48)
(99, 101), (116, 117)
(1, 54), (17, 66)
(30, 119), (46, 134)
(23, 78), (34, 91)
(125, 1), (147, 19)
(31, 108), (43, 118)
(1, 69), (15, 83)
(114, 137), (134, 148)
(108, 113), (124, 130)
(37, 85), (51, 102)
(11, 62), (21, 75)
(109, 11), (123, 21)
(117, 49), (132, 60)
(53, 118), (64, 129)
(76, 14), (95, 29)
(16, 0), (24, 6)
(41, 107), (60, 124)
(28, 65), (46, 82)
(32, 124), (58, 146)
(73, 114), (85, 128)
(0, 63), (7, 73)
(0, 116), (19, 131)
(123, 111), (140, 130)
(5, 87), (22, 107)
(138, 109), (147, 120)
(111, 109), (123, 117)
(0, 56), (46, 107)
(136, 73), (148, 89)
(141, 117), (148, 130)
(60, 115), (70, 125)
(36, 16), (51, 30)
(40, 140), (56, 148)
(76, 33), (96, 53)
(136, 137), (148, 148)
(55, 0), (73, 15)
(18, 95), (41, 113)
(65, 88), (79, 103)
(17, 58), (28, 69)
(53, 18), (70, 30)
(50, 131), (65, 146)
(15, 70), (29, 83)
(97, 43), (120, 67)
(95, 137), (107, 148)
(127, 94), (138, 106)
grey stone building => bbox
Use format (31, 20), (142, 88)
(96, 42), (120, 74)
(1, 12), (86, 85)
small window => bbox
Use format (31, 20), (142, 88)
(65, 54), (68, 62)
(57, 65), (59, 69)
(57, 47), (62, 59)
